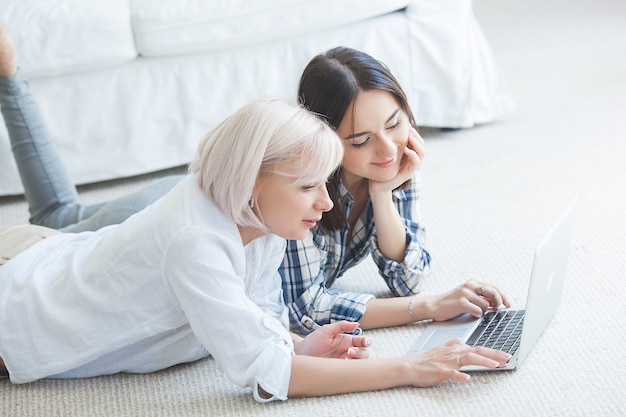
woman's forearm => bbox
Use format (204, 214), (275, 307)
(358, 296), (435, 329)
(288, 355), (409, 397)
(370, 190), (407, 262)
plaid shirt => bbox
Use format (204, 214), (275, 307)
(279, 172), (431, 334)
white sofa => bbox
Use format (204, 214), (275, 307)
(0, 0), (514, 196)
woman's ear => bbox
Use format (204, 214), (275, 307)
(249, 176), (265, 210)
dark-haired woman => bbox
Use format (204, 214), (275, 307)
(280, 47), (510, 334)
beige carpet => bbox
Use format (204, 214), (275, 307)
(1, 0), (626, 415)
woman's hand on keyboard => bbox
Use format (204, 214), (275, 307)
(422, 280), (511, 321)
(406, 338), (511, 386)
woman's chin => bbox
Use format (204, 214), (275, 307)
(369, 171), (399, 183)
(278, 230), (310, 241)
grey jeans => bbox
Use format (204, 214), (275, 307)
(0, 70), (182, 232)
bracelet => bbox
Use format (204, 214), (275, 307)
(408, 296), (417, 322)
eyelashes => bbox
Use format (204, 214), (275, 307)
(350, 118), (402, 148)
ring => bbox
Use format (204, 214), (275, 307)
(476, 285), (485, 296)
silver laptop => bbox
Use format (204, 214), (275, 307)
(406, 198), (578, 371)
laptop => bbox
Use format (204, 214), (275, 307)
(406, 198), (578, 371)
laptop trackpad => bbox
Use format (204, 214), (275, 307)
(407, 314), (478, 356)
(412, 328), (469, 353)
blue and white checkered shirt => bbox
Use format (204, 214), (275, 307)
(279, 172), (431, 334)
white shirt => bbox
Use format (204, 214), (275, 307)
(0, 175), (294, 402)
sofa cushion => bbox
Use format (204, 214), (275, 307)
(2, 0), (137, 79)
(131, 0), (409, 56)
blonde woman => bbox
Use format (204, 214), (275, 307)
(0, 95), (510, 401)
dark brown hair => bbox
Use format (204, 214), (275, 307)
(298, 46), (417, 231)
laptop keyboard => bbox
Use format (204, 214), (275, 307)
(466, 310), (525, 355)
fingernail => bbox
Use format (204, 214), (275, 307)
(348, 348), (357, 356)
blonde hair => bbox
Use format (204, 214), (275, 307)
(190, 97), (343, 230)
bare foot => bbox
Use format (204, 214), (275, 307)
(0, 22), (18, 77)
